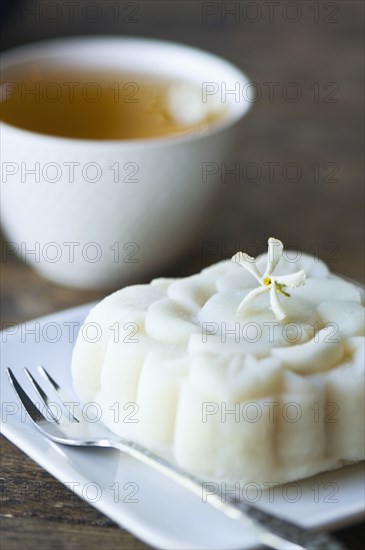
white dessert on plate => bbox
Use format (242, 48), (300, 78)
(71, 238), (365, 485)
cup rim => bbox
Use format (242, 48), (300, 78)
(0, 35), (252, 149)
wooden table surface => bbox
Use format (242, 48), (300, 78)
(1, 1), (364, 548)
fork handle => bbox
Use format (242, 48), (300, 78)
(111, 440), (344, 550)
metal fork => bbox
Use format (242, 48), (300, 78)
(7, 366), (345, 550)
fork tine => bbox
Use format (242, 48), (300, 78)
(37, 366), (62, 391)
(37, 366), (80, 422)
(23, 368), (60, 423)
(6, 368), (48, 424)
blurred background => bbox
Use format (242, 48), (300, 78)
(1, 0), (364, 322)
(1, 2), (364, 549)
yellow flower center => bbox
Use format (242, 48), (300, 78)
(263, 277), (272, 286)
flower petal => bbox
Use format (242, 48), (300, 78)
(274, 270), (306, 288)
(263, 237), (283, 278)
(236, 286), (268, 314)
(269, 284), (286, 321)
(231, 252), (262, 283)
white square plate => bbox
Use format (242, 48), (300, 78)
(1, 304), (364, 549)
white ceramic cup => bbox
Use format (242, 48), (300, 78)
(0, 37), (251, 289)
